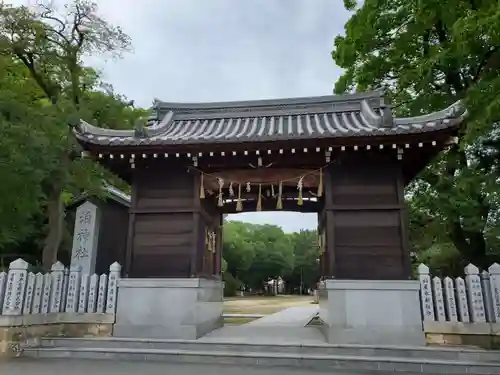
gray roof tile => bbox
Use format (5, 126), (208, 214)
(74, 91), (465, 147)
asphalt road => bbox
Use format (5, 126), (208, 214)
(0, 358), (413, 375)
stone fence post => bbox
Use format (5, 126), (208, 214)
(0, 270), (7, 310)
(418, 264), (435, 321)
(464, 264), (486, 323)
(50, 261), (65, 313)
(455, 277), (470, 322)
(443, 277), (458, 322)
(23, 272), (36, 314)
(106, 262), (121, 314)
(2, 258), (29, 316)
(432, 276), (446, 321)
(480, 270), (495, 322)
(66, 264), (82, 313)
(488, 263), (500, 322)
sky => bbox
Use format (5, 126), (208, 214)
(13, 0), (352, 233)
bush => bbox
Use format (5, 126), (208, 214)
(223, 271), (242, 297)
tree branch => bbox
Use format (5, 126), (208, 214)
(39, 4), (67, 35)
(13, 49), (55, 100)
(471, 47), (500, 84)
(434, 19), (465, 95)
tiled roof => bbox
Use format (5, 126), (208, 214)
(67, 185), (131, 208)
(73, 91), (465, 147)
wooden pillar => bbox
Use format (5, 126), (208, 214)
(214, 214), (223, 276)
(322, 153), (411, 280)
(318, 167), (335, 279)
(317, 205), (332, 279)
(124, 175), (138, 277)
(126, 159), (207, 278)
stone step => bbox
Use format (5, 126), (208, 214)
(39, 337), (500, 363)
(22, 346), (500, 374)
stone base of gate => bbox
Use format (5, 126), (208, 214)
(319, 279), (425, 346)
(113, 278), (223, 340)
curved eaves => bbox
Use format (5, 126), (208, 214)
(74, 111), (175, 138)
(394, 101), (465, 126)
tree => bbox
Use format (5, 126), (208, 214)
(222, 221), (321, 293)
(0, 53), (144, 263)
(223, 221), (256, 280)
(284, 230), (320, 293)
(333, 0), (500, 268)
(223, 221), (294, 289)
(0, 1), (133, 267)
(244, 224), (294, 289)
(0, 56), (56, 249)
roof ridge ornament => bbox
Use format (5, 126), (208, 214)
(380, 104), (395, 128)
(75, 119), (132, 137)
(360, 100), (394, 128)
(146, 111), (174, 137)
(444, 100), (465, 118)
(134, 120), (148, 138)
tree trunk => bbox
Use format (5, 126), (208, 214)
(42, 186), (64, 270)
(41, 126), (73, 270)
(449, 221), (489, 269)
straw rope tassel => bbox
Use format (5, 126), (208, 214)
(256, 184), (262, 211)
(297, 177), (304, 206)
(199, 174), (205, 199)
(217, 178), (224, 207)
(211, 232), (216, 253)
(317, 168), (323, 197)
(206, 228), (211, 251)
(276, 181), (283, 210)
(236, 184), (243, 211)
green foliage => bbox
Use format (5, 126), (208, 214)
(223, 221), (257, 279)
(333, 0), (500, 268)
(0, 57), (58, 246)
(417, 243), (462, 277)
(222, 271), (242, 297)
(0, 1), (143, 263)
(223, 221), (319, 292)
(286, 230), (321, 293)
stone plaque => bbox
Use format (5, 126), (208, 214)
(70, 201), (100, 275)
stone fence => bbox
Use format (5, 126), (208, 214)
(418, 263), (500, 323)
(0, 258), (122, 358)
(2, 257), (500, 351)
(0, 258), (121, 317)
(418, 263), (500, 347)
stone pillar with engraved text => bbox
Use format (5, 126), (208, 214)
(70, 201), (101, 275)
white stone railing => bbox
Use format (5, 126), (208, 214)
(418, 263), (500, 323)
(0, 258), (121, 317)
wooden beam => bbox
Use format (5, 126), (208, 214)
(221, 198), (319, 214)
(201, 172), (322, 191)
(201, 189), (321, 204)
(199, 152), (327, 170)
(80, 127), (458, 156)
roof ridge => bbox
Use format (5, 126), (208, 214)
(152, 91), (384, 111)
